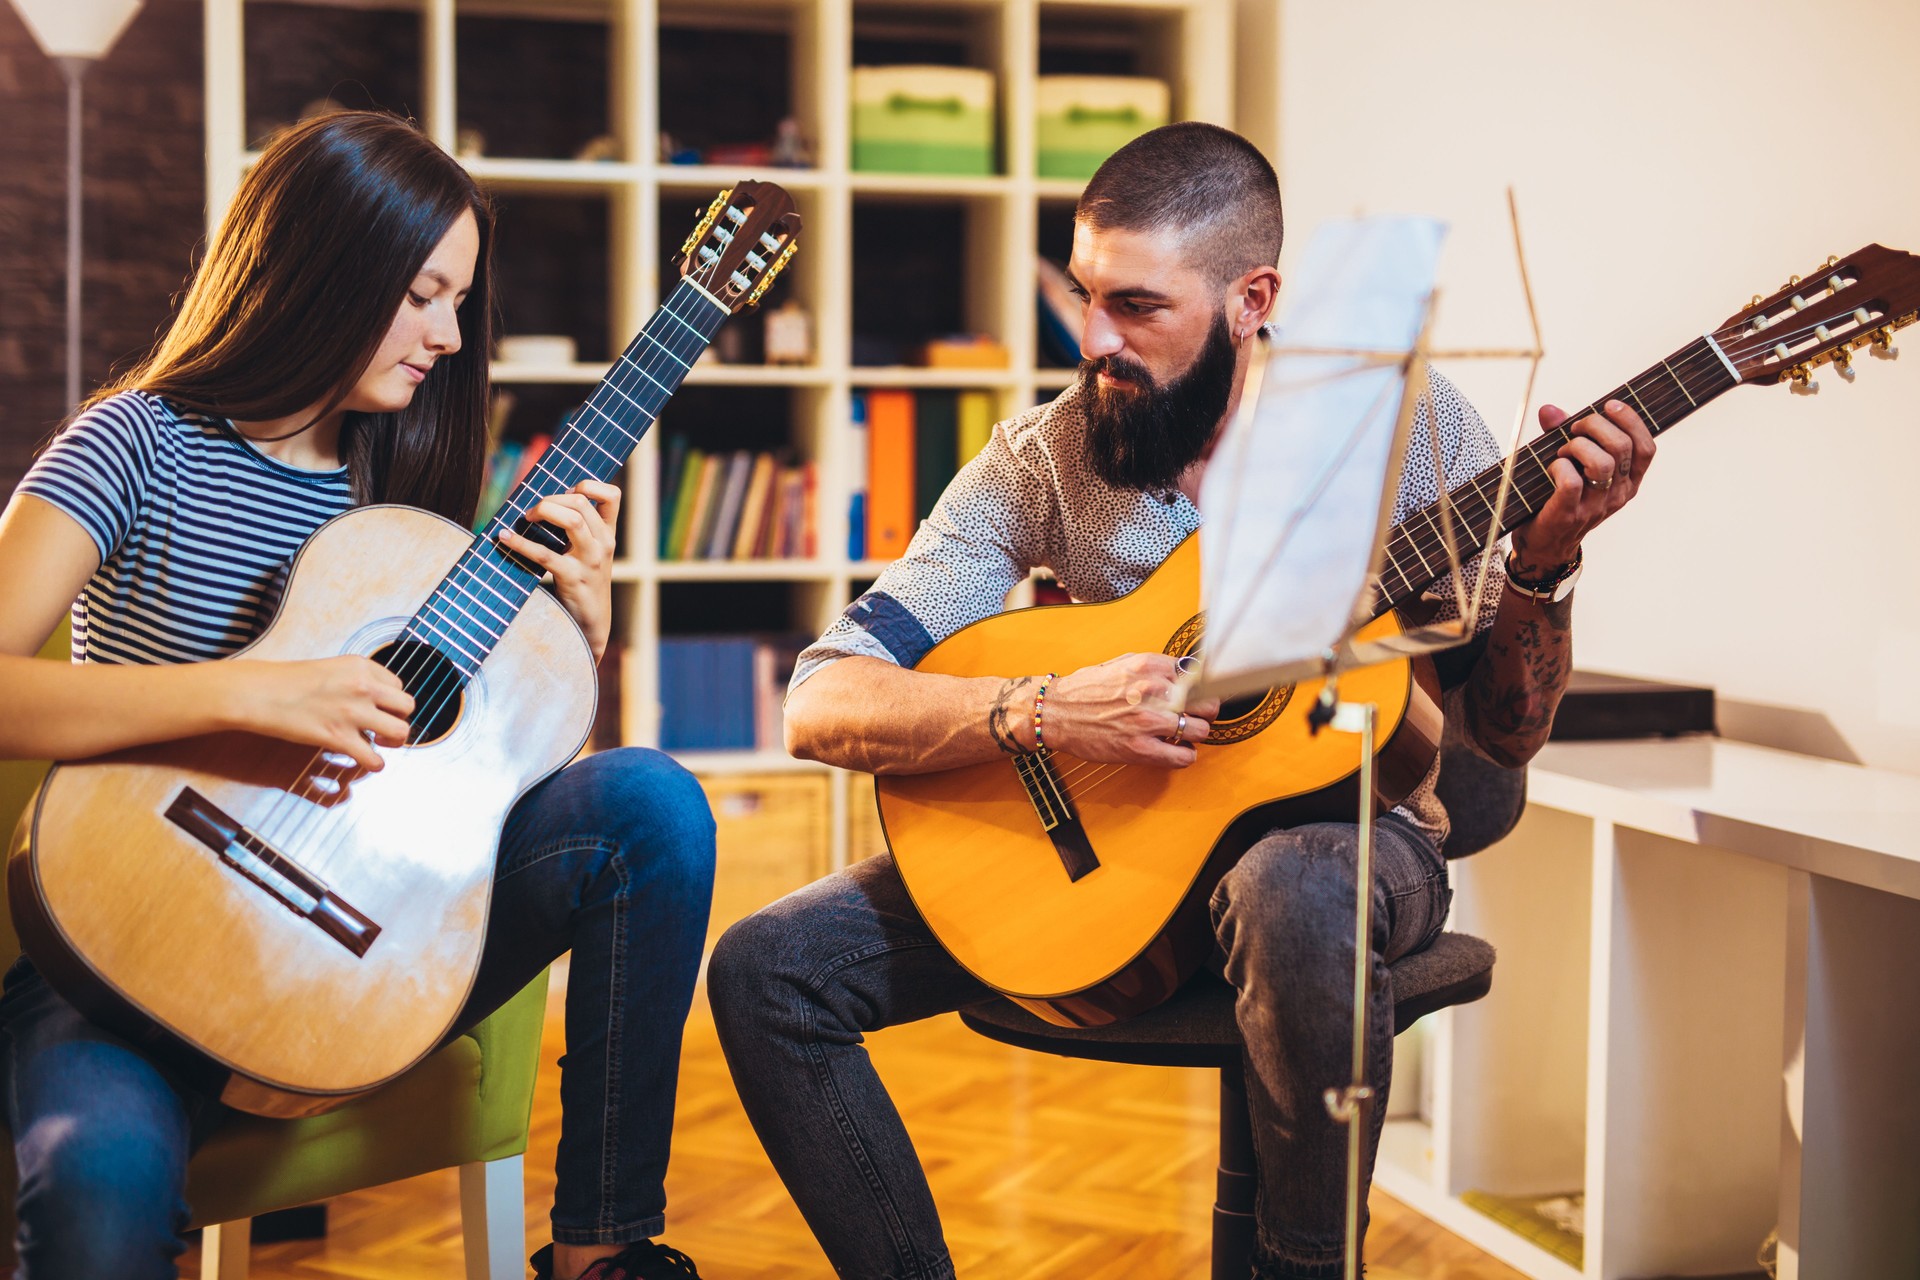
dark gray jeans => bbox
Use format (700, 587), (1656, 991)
(708, 814), (1451, 1280)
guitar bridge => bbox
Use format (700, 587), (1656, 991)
(1012, 750), (1100, 882)
(164, 787), (382, 957)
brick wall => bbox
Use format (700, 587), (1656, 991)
(0, 0), (205, 497)
(0, 4), (616, 498)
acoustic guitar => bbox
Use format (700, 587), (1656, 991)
(879, 243), (1920, 1029)
(10, 184), (800, 1117)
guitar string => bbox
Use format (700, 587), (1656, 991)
(276, 290), (714, 881)
(255, 268), (729, 876)
(282, 280), (720, 873)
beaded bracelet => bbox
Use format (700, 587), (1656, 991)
(1032, 673), (1057, 752)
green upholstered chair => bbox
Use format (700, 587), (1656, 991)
(0, 623), (550, 1280)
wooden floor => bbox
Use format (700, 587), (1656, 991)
(187, 968), (1524, 1280)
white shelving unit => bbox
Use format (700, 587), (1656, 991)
(205, 0), (1233, 863)
(1376, 736), (1920, 1278)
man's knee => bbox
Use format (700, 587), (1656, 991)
(1212, 825), (1370, 995)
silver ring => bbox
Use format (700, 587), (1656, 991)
(1173, 712), (1188, 745)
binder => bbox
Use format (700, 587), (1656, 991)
(865, 389), (917, 559)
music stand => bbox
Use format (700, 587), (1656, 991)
(1180, 201), (1544, 1278)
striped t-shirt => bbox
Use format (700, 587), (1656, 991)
(15, 391), (353, 666)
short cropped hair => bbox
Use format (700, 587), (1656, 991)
(1076, 122), (1284, 286)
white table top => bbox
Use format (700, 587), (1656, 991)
(1527, 736), (1920, 899)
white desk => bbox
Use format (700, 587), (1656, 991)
(1374, 736), (1920, 1280)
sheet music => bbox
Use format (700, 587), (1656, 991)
(1193, 216), (1447, 698)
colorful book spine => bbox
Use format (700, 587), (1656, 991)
(657, 435), (687, 558)
(913, 390), (959, 521)
(705, 451), (755, 560)
(847, 391), (868, 561)
(681, 453), (725, 561)
(957, 390), (995, 469)
(733, 453), (778, 559)
(664, 446), (706, 560)
(865, 389), (917, 560)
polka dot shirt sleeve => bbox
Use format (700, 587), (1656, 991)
(1395, 369), (1506, 637)
(789, 426), (1048, 694)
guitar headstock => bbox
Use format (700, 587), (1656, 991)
(675, 181), (802, 314)
(1715, 243), (1919, 394)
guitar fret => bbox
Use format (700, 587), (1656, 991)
(1659, 358), (1698, 407)
(1623, 381), (1662, 430)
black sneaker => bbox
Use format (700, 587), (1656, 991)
(529, 1240), (701, 1280)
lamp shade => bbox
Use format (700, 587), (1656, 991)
(8, 0), (142, 61)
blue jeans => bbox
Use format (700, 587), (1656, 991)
(0, 747), (715, 1278)
(707, 815), (1450, 1280)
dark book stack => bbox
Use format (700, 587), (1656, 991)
(658, 634), (810, 752)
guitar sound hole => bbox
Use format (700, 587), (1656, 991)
(372, 640), (467, 746)
(1218, 692), (1266, 724)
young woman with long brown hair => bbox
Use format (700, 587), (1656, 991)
(0, 111), (713, 1280)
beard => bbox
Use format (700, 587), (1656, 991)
(1079, 311), (1239, 493)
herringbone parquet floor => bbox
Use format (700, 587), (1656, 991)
(183, 971), (1523, 1280)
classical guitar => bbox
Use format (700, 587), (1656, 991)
(879, 244), (1920, 1029)
(11, 185), (800, 1117)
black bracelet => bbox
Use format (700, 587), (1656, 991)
(1504, 545), (1582, 599)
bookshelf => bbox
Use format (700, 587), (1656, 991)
(204, 0), (1236, 866)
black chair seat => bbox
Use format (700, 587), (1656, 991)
(959, 931), (1496, 1069)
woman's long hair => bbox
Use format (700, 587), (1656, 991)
(87, 111), (495, 523)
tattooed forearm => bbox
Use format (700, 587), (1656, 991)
(987, 676), (1038, 754)
(1466, 592), (1574, 767)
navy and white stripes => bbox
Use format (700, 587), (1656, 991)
(16, 392), (353, 666)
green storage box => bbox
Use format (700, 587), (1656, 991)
(852, 65), (996, 175)
(1036, 75), (1169, 180)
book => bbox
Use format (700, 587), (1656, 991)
(800, 460), (818, 558)
(681, 453), (725, 562)
(733, 453), (780, 559)
(865, 389), (917, 559)
(705, 451), (755, 559)
(657, 434), (687, 558)
(512, 431), (553, 492)
(664, 446), (707, 560)
(957, 390), (995, 468)
(847, 391), (868, 561)
(1036, 256), (1084, 367)
(657, 633), (808, 753)
(473, 438), (524, 531)
(914, 390), (959, 521)
(658, 635), (758, 751)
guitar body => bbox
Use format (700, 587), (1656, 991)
(878, 534), (1442, 1028)
(11, 505), (596, 1116)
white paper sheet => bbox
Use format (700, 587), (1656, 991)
(1194, 216), (1446, 697)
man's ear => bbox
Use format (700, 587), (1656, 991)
(1227, 266), (1282, 341)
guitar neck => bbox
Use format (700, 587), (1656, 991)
(403, 278), (731, 673)
(482, 279), (730, 541)
(1368, 333), (1742, 618)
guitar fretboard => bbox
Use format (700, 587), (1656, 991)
(1367, 334), (1740, 618)
(403, 280), (730, 675)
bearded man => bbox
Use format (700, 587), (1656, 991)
(707, 122), (1653, 1279)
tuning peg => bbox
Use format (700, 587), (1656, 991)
(1871, 328), (1901, 360)
(1789, 364), (1820, 395)
(1832, 348), (1857, 382)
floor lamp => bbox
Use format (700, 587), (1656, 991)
(8, 0), (144, 412)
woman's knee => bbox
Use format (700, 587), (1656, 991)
(14, 1113), (187, 1277)
(580, 748), (717, 880)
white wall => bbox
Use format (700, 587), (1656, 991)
(1242, 0), (1920, 772)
